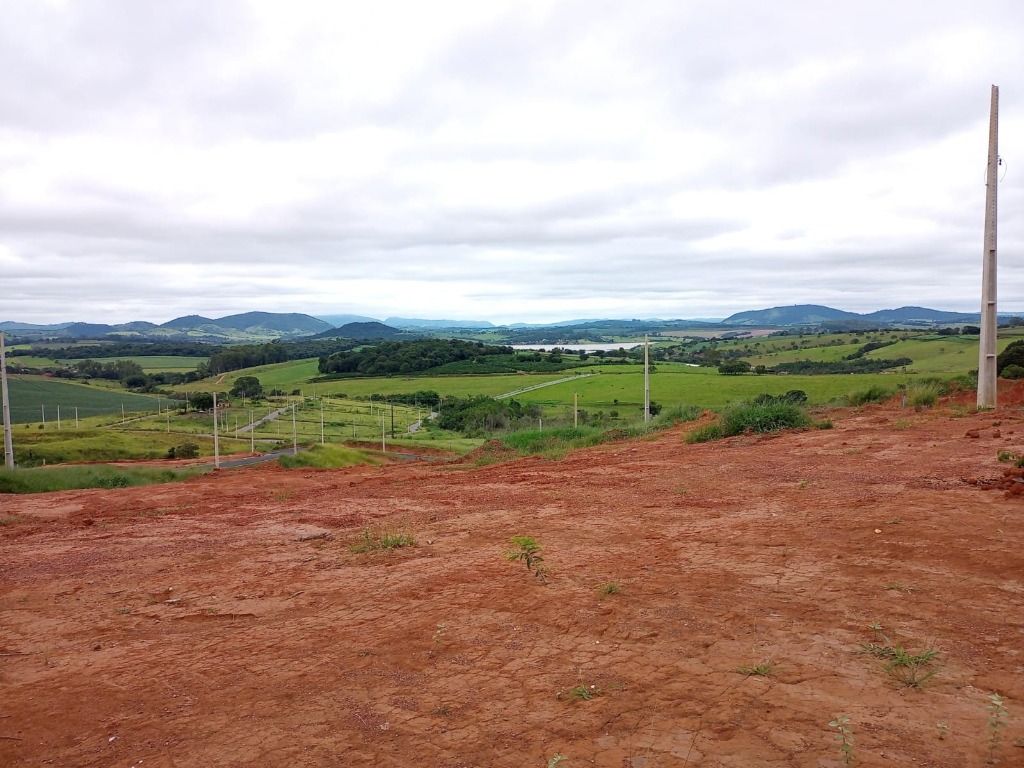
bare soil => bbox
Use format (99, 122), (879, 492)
(2, 396), (1023, 767)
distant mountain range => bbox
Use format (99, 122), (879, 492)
(721, 305), (986, 327)
(0, 312), (333, 342)
(1, 304), (1008, 344)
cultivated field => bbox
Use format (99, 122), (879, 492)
(1, 388), (1022, 766)
(5, 375), (159, 423)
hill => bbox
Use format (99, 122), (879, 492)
(385, 317), (496, 329)
(722, 304), (862, 326)
(862, 306), (979, 324)
(209, 312), (332, 335)
(317, 313), (380, 326)
(313, 321), (405, 340)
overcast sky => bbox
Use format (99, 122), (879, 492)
(2, 0), (1023, 324)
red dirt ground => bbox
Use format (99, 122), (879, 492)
(2, 398), (1023, 767)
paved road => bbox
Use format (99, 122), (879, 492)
(495, 373), (596, 399)
(215, 448), (297, 468)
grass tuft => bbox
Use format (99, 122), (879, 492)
(846, 385), (892, 406)
(279, 444), (379, 469)
(350, 528), (416, 553)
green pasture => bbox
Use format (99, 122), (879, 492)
(5, 375), (159, 424)
(508, 365), (923, 414)
(8, 427), (251, 467)
(9, 355), (205, 372)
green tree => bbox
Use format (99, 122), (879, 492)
(718, 360), (752, 375)
(230, 376), (263, 399)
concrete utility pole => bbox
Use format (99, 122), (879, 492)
(381, 411), (386, 453)
(292, 403), (298, 455)
(320, 399), (325, 445)
(0, 332), (14, 468)
(250, 408), (255, 453)
(574, 392), (579, 428)
(212, 391), (221, 469)
(75, 406), (79, 429)
(978, 84), (1000, 409)
(643, 334), (651, 423)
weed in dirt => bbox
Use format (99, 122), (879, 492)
(598, 581), (621, 596)
(566, 684), (599, 701)
(997, 450), (1017, 463)
(816, 419), (834, 429)
(547, 755), (567, 768)
(861, 634), (939, 689)
(507, 535), (547, 582)
(351, 529), (416, 553)
(736, 661), (774, 677)
(893, 418), (912, 430)
(986, 692), (1007, 765)
(830, 715), (855, 766)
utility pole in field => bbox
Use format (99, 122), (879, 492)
(643, 334), (650, 422)
(212, 391), (220, 469)
(978, 84), (1000, 409)
(292, 403), (298, 455)
(0, 332), (14, 468)
(320, 399), (325, 445)
(250, 408), (255, 453)
(75, 406), (79, 429)
(573, 393), (578, 428)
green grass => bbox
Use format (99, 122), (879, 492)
(845, 385), (893, 406)
(278, 444), (379, 469)
(719, 400), (810, 435)
(6, 375), (159, 423)
(350, 528), (416, 553)
(686, 398), (809, 443)
(498, 406), (700, 459)
(0, 464), (208, 494)
(10, 427), (251, 467)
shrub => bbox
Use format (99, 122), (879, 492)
(846, 385), (892, 406)
(720, 400), (810, 435)
(907, 383), (940, 408)
(686, 423), (723, 443)
(167, 441), (200, 460)
(1000, 364), (1024, 379)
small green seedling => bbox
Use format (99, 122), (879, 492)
(507, 535), (547, 582)
(829, 715), (854, 766)
(567, 684), (599, 701)
(986, 692), (1007, 765)
(736, 661), (774, 677)
(598, 581), (621, 596)
(861, 635), (939, 689)
(351, 528), (415, 553)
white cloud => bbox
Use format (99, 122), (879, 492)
(1, 0), (1023, 323)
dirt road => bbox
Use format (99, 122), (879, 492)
(2, 397), (1022, 767)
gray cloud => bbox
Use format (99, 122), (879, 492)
(1, 0), (1023, 323)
